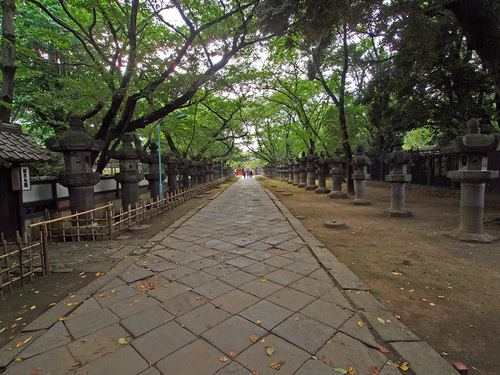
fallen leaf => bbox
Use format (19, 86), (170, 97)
(266, 346), (275, 356)
(256, 320), (262, 325)
(30, 305), (36, 310)
(13, 358), (22, 362)
(293, 317), (300, 321)
(229, 350), (237, 358)
(369, 366), (380, 375)
(31, 368), (42, 375)
(220, 357), (228, 362)
(430, 303), (436, 307)
(378, 344), (390, 353)
(357, 321), (364, 328)
(270, 360), (286, 370)
(400, 362), (410, 371)
(133, 299), (141, 303)
(118, 338), (127, 345)
(250, 333), (259, 343)
(0, 327), (7, 333)
(348, 367), (357, 375)
(196, 296), (204, 300)
(48, 303), (56, 307)
(377, 317), (385, 324)
(333, 368), (347, 374)
(67, 362), (86, 371)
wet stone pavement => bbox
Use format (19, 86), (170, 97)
(0, 177), (459, 375)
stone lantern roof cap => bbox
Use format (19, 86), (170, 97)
(440, 118), (500, 154)
(352, 145), (371, 166)
(386, 140), (411, 165)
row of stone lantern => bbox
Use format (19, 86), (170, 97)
(47, 119), (223, 215)
(263, 119), (499, 243)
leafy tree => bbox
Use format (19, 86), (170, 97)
(0, 0), (16, 123)
(20, 0), (269, 171)
(362, 1), (498, 152)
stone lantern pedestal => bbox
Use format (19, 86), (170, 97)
(180, 159), (191, 188)
(328, 149), (347, 199)
(351, 146), (371, 205)
(440, 119), (499, 242)
(166, 156), (179, 193)
(293, 158), (300, 186)
(315, 153), (331, 194)
(384, 141), (412, 217)
(287, 160), (294, 184)
(197, 162), (204, 185)
(143, 143), (163, 201)
(298, 152), (307, 188)
(305, 150), (318, 190)
(189, 161), (198, 185)
(46, 112), (104, 214)
(111, 133), (145, 210)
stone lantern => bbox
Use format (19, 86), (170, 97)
(110, 133), (145, 210)
(315, 153), (331, 194)
(287, 159), (294, 184)
(328, 149), (347, 199)
(305, 150), (318, 190)
(179, 158), (191, 188)
(143, 142), (164, 201)
(293, 157), (300, 186)
(197, 161), (204, 185)
(46, 112), (104, 214)
(166, 155), (179, 193)
(298, 152), (307, 188)
(190, 160), (199, 185)
(439, 119), (500, 242)
(351, 145), (371, 205)
(384, 140), (412, 217)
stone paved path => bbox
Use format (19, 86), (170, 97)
(0, 177), (459, 375)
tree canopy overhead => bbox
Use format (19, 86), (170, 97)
(2, 0), (499, 173)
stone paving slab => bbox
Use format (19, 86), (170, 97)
(0, 177), (460, 375)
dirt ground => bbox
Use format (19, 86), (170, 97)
(1, 178), (498, 374)
(258, 176), (499, 375)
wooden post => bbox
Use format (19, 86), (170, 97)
(41, 224), (49, 275)
(107, 204), (114, 240)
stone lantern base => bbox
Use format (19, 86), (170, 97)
(445, 229), (498, 243)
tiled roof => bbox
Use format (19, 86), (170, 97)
(0, 123), (55, 163)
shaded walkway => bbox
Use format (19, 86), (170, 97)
(0, 177), (458, 374)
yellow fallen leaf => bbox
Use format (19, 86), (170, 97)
(14, 358), (22, 362)
(133, 299), (141, 303)
(400, 362), (410, 371)
(256, 320), (262, 325)
(430, 303), (436, 306)
(229, 350), (237, 358)
(438, 296), (445, 299)
(220, 357), (228, 362)
(30, 306), (36, 310)
(250, 333), (259, 343)
(357, 321), (364, 328)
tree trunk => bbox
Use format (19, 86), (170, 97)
(0, 0), (16, 124)
(445, 0), (500, 96)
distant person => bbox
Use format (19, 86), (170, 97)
(249, 170), (253, 178)
(242, 169), (246, 178)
